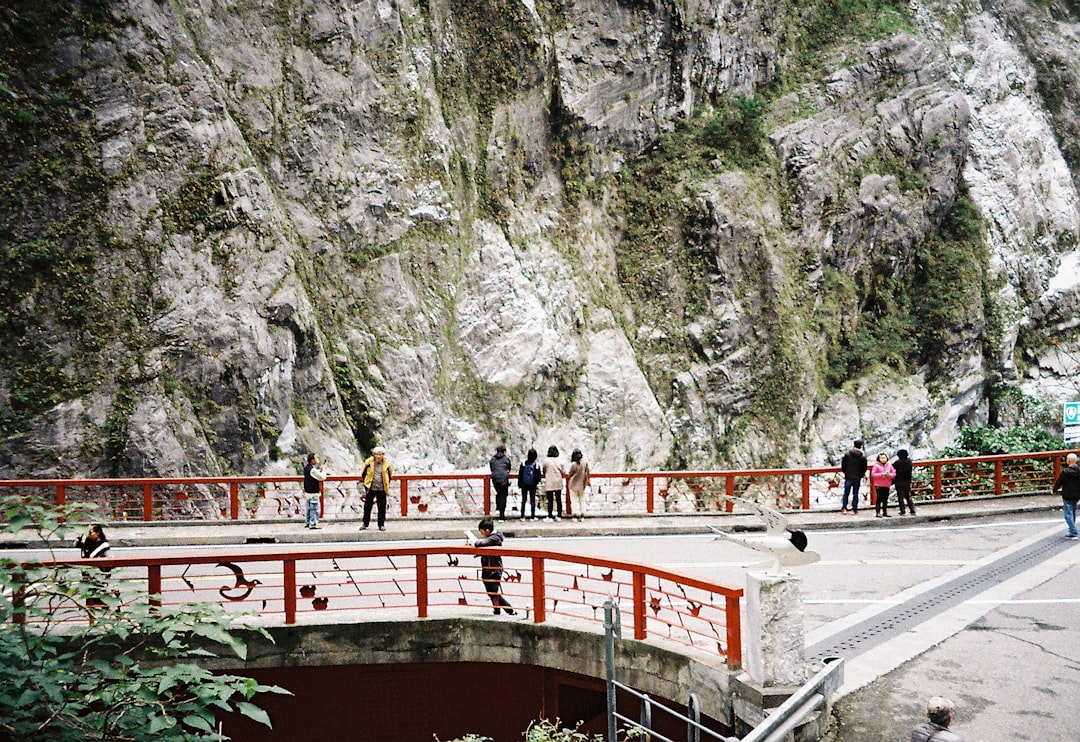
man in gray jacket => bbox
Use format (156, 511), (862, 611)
(488, 444), (512, 520)
(910, 697), (963, 742)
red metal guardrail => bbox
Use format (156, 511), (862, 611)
(13, 545), (744, 669)
(0, 449), (1069, 523)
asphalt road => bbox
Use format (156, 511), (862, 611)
(525, 512), (1080, 742)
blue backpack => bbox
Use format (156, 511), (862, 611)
(522, 461), (540, 486)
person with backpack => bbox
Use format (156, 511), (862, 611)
(517, 448), (541, 520)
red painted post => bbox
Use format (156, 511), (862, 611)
(532, 557), (545, 623)
(230, 481), (240, 520)
(148, 565), (162, 608)
(1053, 455), (1062, 486)
(725, 475), (735, 510)
(934, 463), (943, 500)
(143, 482), (153, 521)
(994, 460), (1003, 497)
(56, 484), (66, 508)
(726, 594), (742, 669)
(400, 479), (409, 517)
(284, 559), (297, 624)
(416, 554), (428, 618)
(801, 473), (811, 510)
(646, 475), (654, 514)
(483, 477), (491, 516)
(632, 572), (646, 641)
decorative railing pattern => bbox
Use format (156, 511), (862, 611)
(0, 450), (1068, 523)
(13, 545), (744, 669)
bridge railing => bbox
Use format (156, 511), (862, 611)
(0, 449), (1068, 523)
(11, 545), (744, 669)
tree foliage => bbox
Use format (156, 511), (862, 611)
(0, 496), (290, 741)
(939, 424), (1060, 457)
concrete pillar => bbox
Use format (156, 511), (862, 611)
(744, 570), (806, 687)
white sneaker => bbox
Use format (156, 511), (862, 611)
(544, 517), (553, 522)
(554, 516), (562, 522)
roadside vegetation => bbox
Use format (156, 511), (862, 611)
(446, 718), (643, 742)
(0, 494), (289, 740)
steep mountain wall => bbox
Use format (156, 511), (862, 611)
(0, 0), (1077, 478)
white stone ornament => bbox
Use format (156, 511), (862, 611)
(708, 497), (820, 574)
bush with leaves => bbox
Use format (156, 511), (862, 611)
(0, 495), (290, 741)
(445, 718), (644, 742)
(939, 424), (1061, 457)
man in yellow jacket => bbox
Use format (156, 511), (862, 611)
(359, 447), (393, 532)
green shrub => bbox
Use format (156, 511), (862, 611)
(0, 495), (291, 740)
(940, 424), (1060, 457)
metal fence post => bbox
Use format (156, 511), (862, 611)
(605, 599), (622, 742)
(687, 693), (701, 742)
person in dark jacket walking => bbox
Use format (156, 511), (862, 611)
(488, 444), (512, 520)
(469, 517), (515, 615)
(895, 449), (916, 515)
(840, 439), (868, 514)
(1052, 451), (1080, 539)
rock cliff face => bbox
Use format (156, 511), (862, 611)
(0, 0), (1077, 478)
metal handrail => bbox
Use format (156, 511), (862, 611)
(736, 657), (844, 742)
(605, 600), (733, 742)
(13, 545), (743, 667)
(0, 448), (1069, 522)
(604, 595), (843, 742)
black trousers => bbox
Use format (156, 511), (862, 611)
(874, 486), (891, 515)
(520, 485), (537, 518)
(545, 489), (562, 518)
(363, 489), (387, 527)
(896, 480), (915, 513)
(493, 481), (509, 517)
(482, 569), (512, 613)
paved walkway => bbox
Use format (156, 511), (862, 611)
(1, 493), (1060, 548)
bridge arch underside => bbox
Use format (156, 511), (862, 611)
(206, 618), (736, 741)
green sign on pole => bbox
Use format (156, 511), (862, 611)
(1065, 401), (1080, 443)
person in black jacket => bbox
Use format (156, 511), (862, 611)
(895, 449), (916, 515)
(488, 444), (512, 520)
(840, 439), (868, 514)
(75, 524), (111, 608)
(1052, 452), (1080, 539)
(469, 517), (515, 615)
(303, 453), (328, 529)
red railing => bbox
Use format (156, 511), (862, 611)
(13, 545), (744, 669)
(0, 449), (1069, 523)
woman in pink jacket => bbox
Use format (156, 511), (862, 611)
(870, 452), (896, 518)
